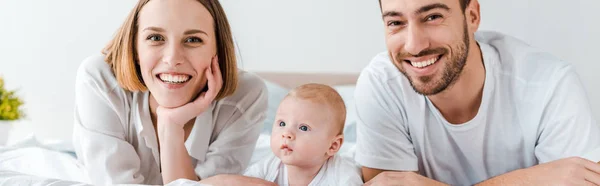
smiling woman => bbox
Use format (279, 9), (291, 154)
(72, 0), (270, 185)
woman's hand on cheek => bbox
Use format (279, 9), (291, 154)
(157, 56), (223, 131)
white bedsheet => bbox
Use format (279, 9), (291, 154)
(0, 136), (211, 186)
(0, 171), (205, 186)
(0, 136), (86, 184)
(0, 134), (356, 186)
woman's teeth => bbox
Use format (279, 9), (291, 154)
(411, 57), (438, 68)
(158, 74), (191, 84)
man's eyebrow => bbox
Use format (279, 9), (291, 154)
(382, 3), (450, 19)
(382, 11), (403, 19)
(416, 3), (451, 15)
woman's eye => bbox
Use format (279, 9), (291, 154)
(299, 125), (308, 131)
(185, 37), (203, 43)
(279, 121), (286, 127)
(147, 35), (164, 42)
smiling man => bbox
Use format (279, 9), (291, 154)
(354, 0), (600, 185)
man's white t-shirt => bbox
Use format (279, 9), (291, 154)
(244, 153), (363, 186)
(354, 31), (600, 185)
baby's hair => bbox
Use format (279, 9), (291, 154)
(286, 83), (346, 135)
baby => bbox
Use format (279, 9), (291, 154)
(244, 83), (362, 186)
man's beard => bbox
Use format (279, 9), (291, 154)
(394, 22), (470, 96)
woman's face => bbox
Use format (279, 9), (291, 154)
(136, 0), (216, 108)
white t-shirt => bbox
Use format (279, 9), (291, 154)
(244, 152), (363, 186)
(72, 54), (268, 185)
(354, 31), (600, 185)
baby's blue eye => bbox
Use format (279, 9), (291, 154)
(299, 126), (308, 131)
(279, 121), (286, 127)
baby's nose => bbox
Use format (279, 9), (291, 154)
(282, 131), (294, 140)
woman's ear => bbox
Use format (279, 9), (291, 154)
(327, 134), (344, 156)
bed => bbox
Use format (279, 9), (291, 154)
(0, 72), (361, 186)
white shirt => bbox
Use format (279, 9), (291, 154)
(244, 153), (363, 186)
(354, 31), (600, 185)
(72, 54), (268, 185)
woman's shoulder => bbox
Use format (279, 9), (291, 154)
(73, 54), (135, 139)
(75, 54), (133, 114)
(219, 70), (268, 110)
(76, 54), (121, 92)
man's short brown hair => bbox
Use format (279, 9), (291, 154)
(378, 0), (472, 13)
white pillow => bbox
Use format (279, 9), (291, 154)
(262, 80), (289, 134)
(332, 85), (357, 143)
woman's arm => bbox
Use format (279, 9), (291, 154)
(73, 56), (145, 184)
(157, 124), (199, 183)
(157, 59), (223, 184)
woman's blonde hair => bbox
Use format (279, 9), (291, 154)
(102, 0), (237, 100)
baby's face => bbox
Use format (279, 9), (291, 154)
(270, 97), (339, 167)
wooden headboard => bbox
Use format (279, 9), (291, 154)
(255, 72), (360, 89)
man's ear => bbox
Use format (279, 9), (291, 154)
(466, 0), (481, 33)
(327, 134), (344, 156)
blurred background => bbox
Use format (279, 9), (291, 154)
(0, 0), (598, 143)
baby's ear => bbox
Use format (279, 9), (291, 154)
(327, 134), (344, 156)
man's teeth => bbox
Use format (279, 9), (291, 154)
(410, 57), (438, 68)
(159, 74), (190, 84)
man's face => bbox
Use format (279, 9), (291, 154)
(381, 0), (471, 95)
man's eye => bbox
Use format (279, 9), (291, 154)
(387, 21), (405, 26)
(279, 121), (286, 127)
(426, 15), (443, 21)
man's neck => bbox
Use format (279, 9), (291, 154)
(285, 159), (327, 186)
(428, 41), (485, 124)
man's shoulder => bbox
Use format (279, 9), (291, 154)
(356, 51), (412, 95)
(477, 31), (572, 85)
(361, 52), (403, 82)
(354, 52), (422, 116)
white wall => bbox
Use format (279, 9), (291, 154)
(0, 0), (137, 142)
(0, 0), (598, 142)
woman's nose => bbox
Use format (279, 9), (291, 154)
(163, 43), (184, 66)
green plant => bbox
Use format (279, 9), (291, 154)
(0, 76), (24, 120)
